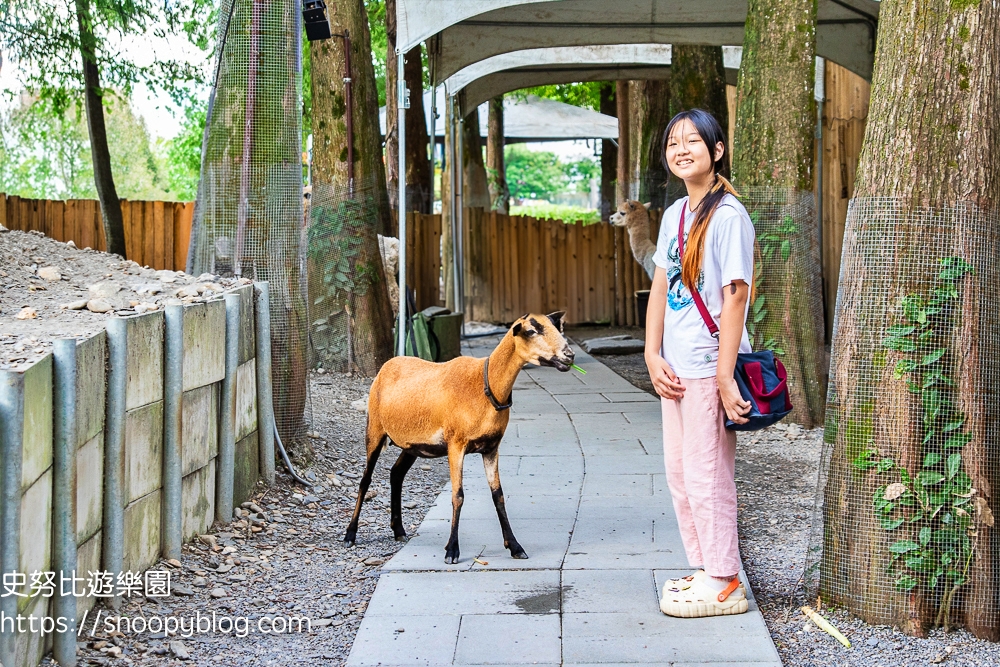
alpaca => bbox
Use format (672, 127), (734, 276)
(609, 200), (656, 280)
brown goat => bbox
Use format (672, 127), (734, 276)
(344, 312), (575, 564)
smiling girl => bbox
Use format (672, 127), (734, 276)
(645, 109), (755, 618)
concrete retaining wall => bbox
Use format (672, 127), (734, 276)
(0, 283), (269, 667)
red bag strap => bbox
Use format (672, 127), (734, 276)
(678, 200), (720, 339)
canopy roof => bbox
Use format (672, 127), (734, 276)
(399, 0), (878, 81)
(380, 93), (618, 141)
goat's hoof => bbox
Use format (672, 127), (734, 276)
(444, 551), (460, 564)
(394, 534), (407, 542)
(510, 548), (529, 559)
(343, 533), (357, 547)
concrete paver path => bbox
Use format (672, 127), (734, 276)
(347, 340), (781, 666)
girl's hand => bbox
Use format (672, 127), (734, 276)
(646, 353), (686, 400)
(718, 375), (751, 424)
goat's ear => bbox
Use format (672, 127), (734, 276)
(626, 201), (636, 210)
(546, 311), (566, 333)
(642, 202), (651, 210)
(512, 322), (523, 337)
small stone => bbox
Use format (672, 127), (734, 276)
(15, 307), (37, 320)
(420, 464), (431, 471)
(169, 640), (190, 660)
(402, 501), (418, 509)
(866, 637), (879, 647)
(364, 557), (384, 566)
(215, 563), (233, 574)
(65, 239), (74, 247)
(172, 585), (195, 596)
(102, 646), (122, 658)
(192, 577), (208, 587)
(396, 627), (405, 633)
(302, 495), (320, 504)
(209, 588), (228, 598)
(364, 489), (378, 502)
(88, 281), (120, 299)
(176, 285), (201, 298)
(351, 397), (368, 412)
(134, 283), (163, 295)
(165, 558), (182, 568)
(198, 534), (218, 549)
(195, 273), (216, 282)
(134, 302), (159, 314)
(221, 546), (238, 555)
(86, 299), (112, 313)
(37, 266), (61, 281)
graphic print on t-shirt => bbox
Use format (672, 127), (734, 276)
(665, 233), (704, 312)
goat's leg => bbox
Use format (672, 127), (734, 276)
(389, 450), (417, 541)
(344, 431), (386, 546)
(444, 447), (466, 564)
(483, 449), (528, 559)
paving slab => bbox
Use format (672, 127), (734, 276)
(347, 339), (780, 667)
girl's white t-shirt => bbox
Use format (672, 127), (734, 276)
(651, 193), (755, 379)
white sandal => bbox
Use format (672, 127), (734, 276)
(659, 576), (748, 618)
(662, 570), (745, 596)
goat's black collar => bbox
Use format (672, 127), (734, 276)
(483, 356), (512, 411)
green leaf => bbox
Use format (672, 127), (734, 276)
(893, 360), (918, 379)
(943, 418), (965, 433)
(921, 348), (946, 366)
(945, 432), (972, 449)
(877, 458), (895, 474)
(923, 452), (942, 468)
(880, 517), (904, 531)
(946, 453), (962, 480)
(886, 325), (916, 337)
(883, 336), (917, 352)
(917, 471), (946, 486)
(895, 574), (918, 592)
(890, 540), (920, 554)
(919, 526), (932, 545)
(851, 448), (878, 471)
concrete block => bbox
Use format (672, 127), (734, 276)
(75, 331), (107, 447)
(235, 358), (257, 440)
(582, 474), (653, 497)
(235, 284), (256, 365)
(18, 469), (52, 612)
(562, 569), (658, 613)
(77, 530), (102, 618)
(124, 310), (164, 410)
(76, 432), (104, 543)
(585, 455), (663, 475)
(181, 384), (218, 475)
(182, 300), (225, 391)
(455, 613), (562, 665)
(347, 615), (461, 666)
(562, 611), (780, 664)
(234, 431), (259, 507)
(181, 460), (216, 540)
(364, 571), (560, 616)
(21, 354), (52, 492)
(123, 490), (161, 574)
(15, 594), (49, 667)
(125, 401), (163, 503)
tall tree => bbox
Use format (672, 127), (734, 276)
(1, 0), (208, 256)
(486, 96), (508, 213)
(630, 79), (671, 208)
(599, 82), (617, 219)
(462, 108), (490, 209)
(310, 0), (394, 374)
(732, 1), (826, 428)
(615, 80), (631, 204)
(821, 0), (1000, 639)
(385, 0), (431, 213)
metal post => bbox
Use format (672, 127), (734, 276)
(52, 338), (78, 666)
(217, 294), (240, 521)
(449, 95), (460, 311)
(254, 283), (276, 485)
(397, 49), (408, 356)
(456, 112), (466, 321)
(103, 318), (126, 610)
(814, 56), (826, 282)
(162, 304), (183, 559)
(0, 370), (24, 667)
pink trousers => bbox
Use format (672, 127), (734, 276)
(661, 376), (740, 578)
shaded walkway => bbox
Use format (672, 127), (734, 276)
(347, 339), (780, 666)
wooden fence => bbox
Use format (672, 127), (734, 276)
(0, 193), (194, 271)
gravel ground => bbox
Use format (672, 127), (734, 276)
(66, 371), (450, 667)
(0, 227), (247, 370)
(569, 324), (1000, 667)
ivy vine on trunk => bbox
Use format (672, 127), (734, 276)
(852, 256), (985, 631)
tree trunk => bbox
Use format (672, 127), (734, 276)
(615, 80), (631, 204)
(631, 79), (671, 208)
(75, 0), (126, 258)
(486, 96), (508, 213)
(821, 0), (1000, 639)
(600, 82), (617, 219)
(310, 0), (394, 375)
(462, 109), (490, 209)
(732, 0), (825, 429)
(385, 0), (431, 214)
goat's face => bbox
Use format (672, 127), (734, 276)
(608, 200), (651, 227)
(510, 312), (575, 371)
